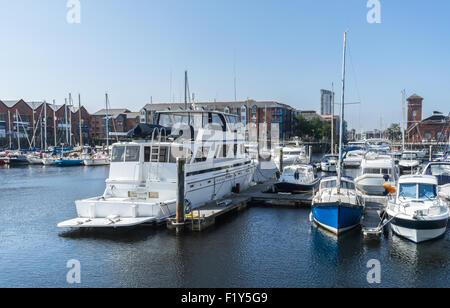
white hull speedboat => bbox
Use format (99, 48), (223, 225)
(320, 155), (338, 172)
(386, 175), (449, 243)
(274, 164), (319, 194)
(27, 156), (44, 165)
(398, 152), (420, 173)
(343, 150), (364, 168)
(420, 161), (450, 202)
(42, 158), (56, 165)
(355, 153), (399, 196)
(58, 110), (257, 228)
(277, 146), (307, 166)
(84, 158), (110, 166)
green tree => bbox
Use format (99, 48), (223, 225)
(386, 123), (401, 141)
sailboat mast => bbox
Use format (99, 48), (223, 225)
(337, 31), (347, 194)
(16, 110), (20, 151)
(65, 98), (69, 145)
(53, 100), (57, 147)
(331, 82), (335, 155)
(105, 93), (109, 148)
(78, 94), (83, 147)
(184, 71), (188, 110)
(401, 89), (406, 150)
(8, 110), (12, 149)
(44, 101), (47, 151)
(69, 93), (73, 147)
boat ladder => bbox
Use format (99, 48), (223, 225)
(149, 128), (167, 181)
(362, 211), (398, 238)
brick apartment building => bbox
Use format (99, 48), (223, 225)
(90, 109), (139, 143)
(0, 100), (91, 149)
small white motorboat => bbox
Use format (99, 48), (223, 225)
(27, 155), (44, 165)
(386, 175), (449, 243)
(84, 154), (110, 166)
(343, 150), (364, 168)
(320, 154), (338, 172)
(420, 161), (450, 202)
(355, 152), (399, 196)
(274, 164), (319, 194)
(398, 151), (420, 173)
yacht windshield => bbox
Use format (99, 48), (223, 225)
(321, 180), (355, 190)
(419, 184), (437, 199)
(402, 154), (417, 160)
(399, 183), (437, 199)
(399, 183), (416, 199)
(112, 146), (125, 162)
(111, 145), (140, 162)
(427, 164), (450, 176)
(125, 146), (140, 162)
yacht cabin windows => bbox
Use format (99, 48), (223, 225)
(399, 183), (437, 199)
(112, 145), (140, 163)
(363, 168), (392, 175)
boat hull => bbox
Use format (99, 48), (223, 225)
(321, 163), (336, 172)
(388, 214), (448, 243)
(312, 202), (364, 234)
(84, 159), (110, 166)
(274, 179), (320, 194)
(55, 159), (83, 167)
(59, 162), (256, 227)
(355, 175), (395, 196)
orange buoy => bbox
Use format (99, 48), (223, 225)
(382, 184), (396, 195)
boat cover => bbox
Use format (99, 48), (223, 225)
(126, 124), (172, 139)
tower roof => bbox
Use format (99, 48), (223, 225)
(407, 94), (423, 101)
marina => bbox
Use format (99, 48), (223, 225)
(0, 164), (449, 288)
(2, 1), (450, 291)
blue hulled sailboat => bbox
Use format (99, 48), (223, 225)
(311, 32), (364, 235)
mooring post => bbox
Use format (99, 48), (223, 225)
(309, 146), (313, 164)
(176, 157), (186, 233)
(279, 148), (284, 175)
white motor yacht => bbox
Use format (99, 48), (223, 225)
(320, 154), (338, 172)
(386, 175), (449, 243)
(355, 152), (399, 196)
(58, 110), (257, 228)
(343, 150), (364, 168)
(398, 151), (420, 173)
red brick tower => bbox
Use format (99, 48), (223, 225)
(407, 94), (423, 129)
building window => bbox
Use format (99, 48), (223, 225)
(424, 132), (432, 140)
(241, 106), (247, 125)
(412, 110), (417, 117)
(251, 105), (257, 123)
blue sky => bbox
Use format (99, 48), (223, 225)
(0, 0), (449, 131)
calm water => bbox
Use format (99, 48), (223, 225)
(0, 164), (449, 288)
